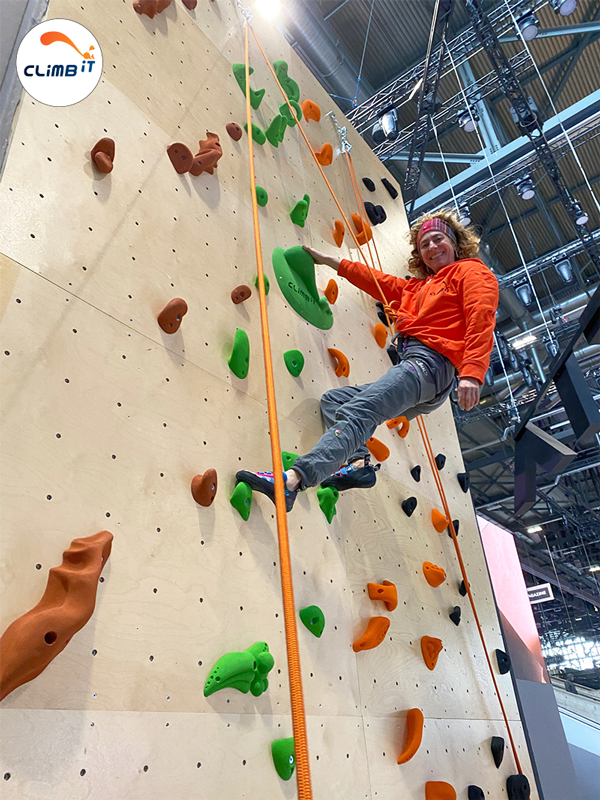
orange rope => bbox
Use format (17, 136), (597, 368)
(243, 24), (313, 799)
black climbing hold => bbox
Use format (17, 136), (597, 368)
(375, 204), (387, 223)
(410, 465), (421, 482)
(364, 201), (387, 226)
(449, 606), (461, 626)
(457, 472), (470, 492)
(435, 453), (446, 471)
(447, 519), (459, 538)
(401, 497), (417, 517)
(376, 302), (389, 327)
(468, 787), (485, 800)
(381, 177), (398, 198)
(458, 580), (467, 597)
(507, 774), (530, 800)
(387, 344), (399, 365)
(491, 736), (505, 768)
(362, 177), (376, 192)
(495, 648), (511, 674)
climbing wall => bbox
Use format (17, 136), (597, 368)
(0, 1), (539, 798)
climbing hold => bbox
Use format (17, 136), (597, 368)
(283, 349), (304, 377)
(204, 641), (274, 697)
(272, 246), (334, 330)
(0, 530), (113, 701)
(273, 60), (300, 101)
(410, 465), (421, 482)
(376, 302), (389, 326)
(435, 453), (446, 471)
(352, 617), (390, 652)
(324, 278), (338, 305)
(317, 486), (338, 524)
(328, 348), (350, 378)
(182, 0), (197, 9)
(254, 273), (270, 295)
(299, 606), (325, 638)
(232, 64), (265, 109)
(157, 298), (188, 334)
(401, 497), (417, 517)
(91, 137), (115, 173)
(364, 201), (386, 226)
(279, 100), (302, 126)
(397, 708), (424, 764)
(351, 212), (373, 245)
(468, 788), (485, 800)
(191, 468), (218, 507)
(362, 177), (376, 192)
(301, 98), (321, 121)
(425, 783), (456, 800)
(271, 737), (295, 780)
(255, 186), (268, 207)
(366, 437), (389, 462)
(243, 122), (266, 145)
(367, 581), (397, 612)
(387, 416), (410, 438)
(506, 774), (530, 800)
(190, 131), (222, 176)
(491, 736), (505, 768)
(495, 648), (511, 674)
(423, 562), (447, 588)
(447, 519), (459, 538)
(381, 177), (399, 198)
(266, 115), (287, 147)
(230, 481), (252, 520)
(457, 471), (470, 492)
(281, 451), (298, 470)
(374, 323), (387, 348)
(133, 0), (171, 19)
(315, 142), (333, 166)
(432, 508), (450, 533)
(226, 122), (243, 141)
(231, 285), (252, 304)
(332, 219), (345, 247)
(167, 142), (193, 174)
(458, 580), (467, 597)
(449, 606), (461, 626)
(421, 636), (443, 671)
(228, 328), (250, 379)
(290, 194), (311, 227)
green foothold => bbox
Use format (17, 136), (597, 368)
(271, 737), (295, 781)
(243, 122), (266, 145)
(204, 641), (274, 697)
(273, 60), (300, 102)
(228, 328), (250, 379)
(299, 605), (325, 638)
(254, 273), (270, 294)
(272, 245), (334, 330)
(281, 451), (299, 470)
(230, 481), (252, 520)
(279, 100), (302, 127)
(290, 193), (310, 227)
(247, 641), (275, 696)
(283, 349), (304, 377)
(266, 114), (287, 147)
(256, 186), (268, 207)
(232, 63), (265, 109)
(317, 486), (339, 524)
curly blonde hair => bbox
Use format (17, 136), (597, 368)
(407, 209), (481, 279)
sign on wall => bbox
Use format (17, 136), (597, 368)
(527, 583), (555, 605)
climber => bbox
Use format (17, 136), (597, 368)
(236, 210), (499, 512)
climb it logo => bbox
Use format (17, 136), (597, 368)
(16, 19), (102, 107)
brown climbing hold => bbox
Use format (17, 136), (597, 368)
(425, 781), (457, 800)
(366, 437), (390, 462)
(191, 468), (218, 507)
(352, 616), (390, 652)
(91, 137), (115, 174)
(421, 636), (443, 671)
(133, 0), (171, 18)
(301, 99), (321, 122)
(315, 142), (333, 166)
(167, 143), (193, 174)
(367, 580), (397, 612)
(182, 0), (197, 8)
(190, 131), (222, 176)
(397, 708), (424, 764)
(226, 122), (243, 141)
(374, 323), (387, 348)
(332, 219), (345, 248)
(432, 508), (450, 533)
(328, 348), (350, 378)
(157, 298), (188, 333)
(423, 562), (447, 588)
(231, 285), (252, 304)
(324, 279), (338, 305)
(351, 212), (373, 245)
(0, 530), (113, 701)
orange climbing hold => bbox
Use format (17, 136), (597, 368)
(351, 212), (373, 245)
(432, 508), (450, 533)
(157, 298), (188, 333)
(91, 137), (115, 173)
(324, 279), (338, 305)
(366, 437), (390, 462)
(191, 468), (218, 507)
(352, 616), (390, 652)
(425, 781), (457, 800)
(387, 416), (410, 438)
(133, 0), (171, 18)
(332, 219), (345, 247)
(421, 636), (443, 671)
(374, 323), (387, 348)
(397, 708), (424, 764)
(367, 580), (397, 612)
(328, 348), (350, 378)
(315, 142), (333, 166)
(423, 562), (447, 588)
(301, 99), (321, 122)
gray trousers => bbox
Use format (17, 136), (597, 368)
(292, 338), (456, 488)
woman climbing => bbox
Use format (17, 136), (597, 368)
(236, 210), (499, 512)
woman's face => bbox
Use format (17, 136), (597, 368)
(418, 230), (456, 273)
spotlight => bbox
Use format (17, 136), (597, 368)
(515, 281), (533, 306)
(458, 109), (479, 132)
(496, 333), (510, 359)
(372, 119), (386, 144)
(550, 0), (577, 15)
(572, 201), (588, 226)
(516, 13), (539, 41)
(255, 0), (280, 18)
(380, 107), (398, 141)
(516, 176), (535, 201)
(544, 334), (559, 357)
(554, 258), (573, 283)
(457, 203), (471, 226)
(484, 367), (494, 387)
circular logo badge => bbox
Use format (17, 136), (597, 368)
(16, 19), (102, 107)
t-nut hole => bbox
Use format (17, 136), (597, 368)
(44, 631), (58, 645)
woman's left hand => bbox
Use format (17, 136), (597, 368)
(457, 377), (481, 411)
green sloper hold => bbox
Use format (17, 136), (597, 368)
(230, 481), (252, 520)
(243, 122), (266, 146)
(290, 193), (311, 227)
(299, 605), (325, 638)
(232, 63), (265, 110)
(256, 186), (268, 207)
(273, 60), (300, 102)
(317, 486), (339, 523)
(281, 451), (298, 470)
(279, 100), (302, 127)
(228, 328), (250, 378)
(272, 245), (333, 330)
(266, 115), (287, 147)
(254, 273), (270, 294)
(283, 349), (304, 377)
(204, 641), (274, 697)
(271, 737), (295, 781)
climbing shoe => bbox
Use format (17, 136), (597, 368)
(320, 458), (379, 492)
(235, 470), (297, 513)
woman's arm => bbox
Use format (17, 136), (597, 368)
(303, 245), (342, 272)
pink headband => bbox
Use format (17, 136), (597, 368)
(417, 218), (458, 248)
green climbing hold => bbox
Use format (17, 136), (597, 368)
(266, 114), (287, 146)
(279, 100), (302, 127)
(272, 245), (333, 330)
(317, 486), (339, 523)
(254, 273), (270, 294)
(281, 451), (298, 470)
(256, 186), (268, 207)
(271, 737), (295, 781)
(230, 481), (252, 520)
(228, 328), (250, 379)
(290, 194), (311, 227)
(273, 60), (300, 102)
(283, 349), (304, 377)
(243, 122), (266, 146)
(204, 641), (274, 697)
(232, 63), (265, 110)
(299, 605), (325, 638)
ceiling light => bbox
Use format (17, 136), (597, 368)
(517, 13), (540, 41)
(544, 334), (560, 357)
(515, 282), (533, 306)
(554, 258), (573, 283)
(516, 176), (535, 200)
(527, 525), (542, 534)
(255, 0), (280, 19)
(380, 107), (398, 140)
(372, 119), (386, 144)
(513, 332), (537, 349)
(572, 201), (588, 226)
(550, 0), (578, 16)
(589, 565), (600, 572)
(458, 109), (479, 132)
(458, 203), (471, 226)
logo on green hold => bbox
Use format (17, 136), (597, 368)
(272, 245), (333, 330)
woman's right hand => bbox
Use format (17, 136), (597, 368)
(303, 245), (342, 272)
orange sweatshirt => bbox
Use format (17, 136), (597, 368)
(338, 257), (499, 385)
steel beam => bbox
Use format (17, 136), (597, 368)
(499, 21), (600, 42)
(389, 151), (484, 164)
